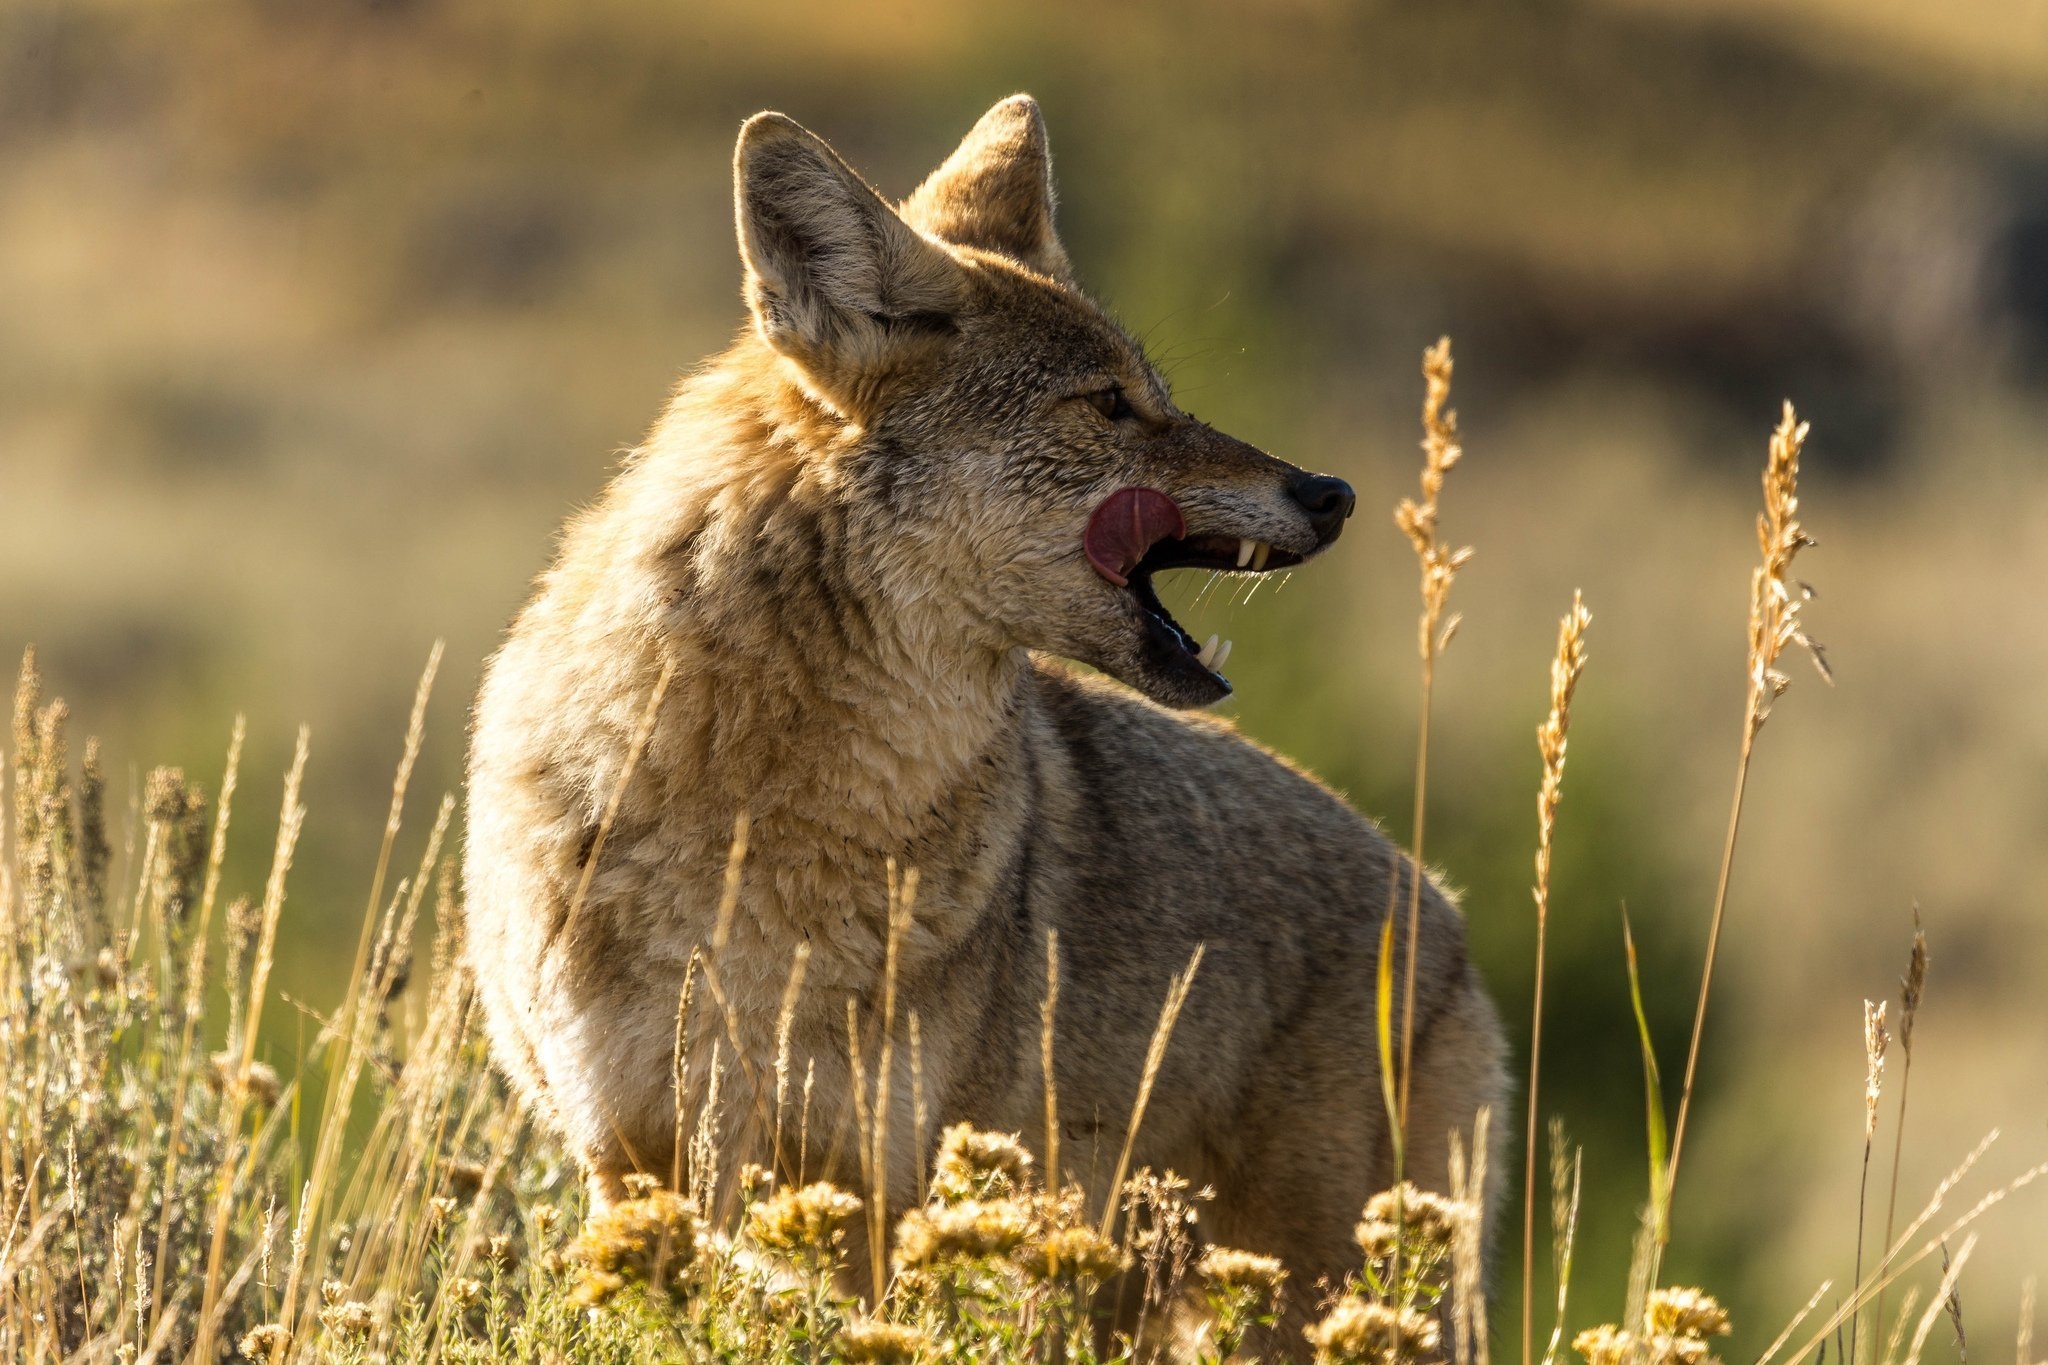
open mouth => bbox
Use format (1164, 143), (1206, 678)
(1085, 487), (1306, 681)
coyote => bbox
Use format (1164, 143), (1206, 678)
(465, 95), (1506, 1307)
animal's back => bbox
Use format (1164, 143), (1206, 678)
(1005, 666), (1498, 1211)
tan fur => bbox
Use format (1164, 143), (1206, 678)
(464, 95), (1507, 1331)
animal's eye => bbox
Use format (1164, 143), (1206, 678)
(1084, 386), (1135, 423)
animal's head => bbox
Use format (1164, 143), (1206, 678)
(732, 96), (1354, 709)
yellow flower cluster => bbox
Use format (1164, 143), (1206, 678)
(1574, 1288), (1732, 1365)
(236, 1324), (291, 1360)
(893, 1198), (1033, 1270)
(839, 1319), (931, 1364)
(1307, 1296), (1441, 1365)
(564, 1189), (701, 1306)
(1354, 1183), (1460, 1263)
(929, 1123), (1033, 1203)
(1199, 1246), (1288, 1297)
(748, 1180), (864, 1256)
(1012, 1225), (1128, 1283)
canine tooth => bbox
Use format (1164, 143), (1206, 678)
(1251, 542), (1271, 572)
(1236, 538), (1255, 569)
(1197, 634), (1219, 669)
(1212, 638), (1233, 671)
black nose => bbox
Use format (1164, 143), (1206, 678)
(1289, 473), (1357, 542)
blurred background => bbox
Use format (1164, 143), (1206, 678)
(3, 0), (2045, 1354)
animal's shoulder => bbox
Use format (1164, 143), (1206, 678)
(1024, 660), (1358, 821)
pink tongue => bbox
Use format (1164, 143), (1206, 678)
(1084, 487), (1186, 587)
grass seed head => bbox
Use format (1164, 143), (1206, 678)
(1395, 337), (1473, 663)
(1863, 999), (1890, 1140)
(1901, 916), (1929, 1054)
(1534, 593), (1592, 904)
(1747, 402), (1829, 726)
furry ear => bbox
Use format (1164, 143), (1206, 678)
(735, 112), (966, 393)
(901, 95), (1070, 280)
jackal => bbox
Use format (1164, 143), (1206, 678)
(465, 95), (1506, 1307)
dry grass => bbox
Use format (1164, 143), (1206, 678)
(2, 360), (2039, 1364)
(1522, 596), (1591, 1365)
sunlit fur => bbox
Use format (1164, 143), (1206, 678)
(463, 95), (1507, 1321)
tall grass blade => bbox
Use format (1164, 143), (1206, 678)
(1378, 911), (1404, 1181)
(1623, 910), (1669, 1248)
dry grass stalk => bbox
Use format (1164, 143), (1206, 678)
(688, 1039), (726, 1214)
(1851, 999), (1890, 1364)
(364, 641), (442, 994)
(1666, 402), (1828, 1236)
(1041, 928), (1061, 1194)
(1448, 1107), (1493, 1365)
(1902, 1235), (1976, 1365)
(693, 812), (795, 1195)
(845, 991), (872, 1191)
(1523, 591), (1589, 1365)
(1765, 1135), (2048, 1365)
(1392, 337), (1475, 1170)
(673, 951), (701, 1190)
(556, 652), (676, 952)
(798, 1057), (817, 1187)
(908, 1009), (928, 1199)
(865, 861), (918, 1304)
(1874, 913), (1930, 1346)
(1939, 1241), (1969, 1365)
(145, 715), (243, 1344)
(279, 644), (445, 1346)
(1542, 1121), (1583, 1365)
(771, 940), (810, 1177)
(1758, 1279), (1836, 1365)
(1098, 944), (1205, 1239)
(1884, 1287), (1923, 1365)
(2019, 1279), (2037, 1365)
(193, 723), (309, 1364)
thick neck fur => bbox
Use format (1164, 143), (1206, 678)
(568, 342), (1030, 874)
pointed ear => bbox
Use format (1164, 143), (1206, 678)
(735, 113), (966, 397)
(901, 95), (1070, 280)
